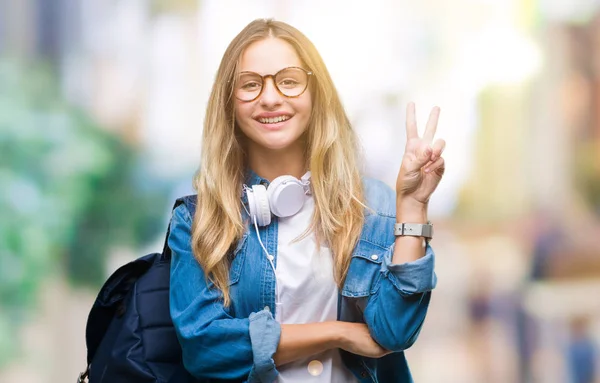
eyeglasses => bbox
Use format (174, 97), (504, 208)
(234, 66), (313, 102)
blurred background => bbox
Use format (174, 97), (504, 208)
(1, 0), (600, 382)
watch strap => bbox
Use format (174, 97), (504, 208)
(394, 222), (433, 239)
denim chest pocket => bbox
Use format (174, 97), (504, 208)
(341, 239), (386, 297)
(228, 232), (249, 286)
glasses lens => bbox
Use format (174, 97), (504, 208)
(235, 72), (263, 101)
(275, 68), (308, 97)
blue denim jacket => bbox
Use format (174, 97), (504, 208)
(168, 173), (437, 382)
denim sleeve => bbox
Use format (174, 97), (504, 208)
(168, 204), (281, 382)
(363, 244), (437, 352)
(385, 244), (437, 295)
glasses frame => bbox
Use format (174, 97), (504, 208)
(234, 66), (313, 102)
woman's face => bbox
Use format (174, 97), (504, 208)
(234, 37), (312, 154)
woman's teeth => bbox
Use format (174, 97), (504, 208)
(258, 115), (290, 124)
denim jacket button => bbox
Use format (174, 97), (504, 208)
(370, 254), (379, 261)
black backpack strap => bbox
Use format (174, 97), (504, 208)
(161, 194), (197, 261)
(180, 194), (198, 216)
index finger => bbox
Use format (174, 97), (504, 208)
(406, 102), (418, 140)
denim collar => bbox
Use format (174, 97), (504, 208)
(244, 168), (270, 187)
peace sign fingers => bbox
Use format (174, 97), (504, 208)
(405, 102), (441, 143)
(397, 102), (445, 206)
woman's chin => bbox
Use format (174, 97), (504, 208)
(256, 136), (302, 152)
(262, 141), (295, 151)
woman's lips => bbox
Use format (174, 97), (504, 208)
(255, 115), (293, 130)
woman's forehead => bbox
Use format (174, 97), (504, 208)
(239, 37), (303, 75)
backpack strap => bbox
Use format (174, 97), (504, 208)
(161, 194), (197, 261)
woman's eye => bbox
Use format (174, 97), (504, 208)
(241, 82), (261, 90)
(280, 79), (299, 87)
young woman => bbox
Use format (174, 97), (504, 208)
(168, 18), (445, 383)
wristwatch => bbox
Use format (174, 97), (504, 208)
(394, 221), (433, 242)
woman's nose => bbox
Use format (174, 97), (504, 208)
(259, 78), (283, 107)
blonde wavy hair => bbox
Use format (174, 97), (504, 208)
(192, 19), (365, 307)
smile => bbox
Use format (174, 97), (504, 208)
(257, 115), (291, 124)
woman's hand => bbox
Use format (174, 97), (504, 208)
(338, 322), (391, 358)
(396, 102), (446, 211)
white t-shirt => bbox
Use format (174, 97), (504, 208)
(274, 193), (359, 383)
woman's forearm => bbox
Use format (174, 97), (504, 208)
(273, 321), (389, 366)
(273, 321), (342, 366)
(393, 198), (428, 264)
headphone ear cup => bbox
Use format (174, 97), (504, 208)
(267, 176), (305, 217)
(252, 184), (271, 226)
(246, 188), (258, 224)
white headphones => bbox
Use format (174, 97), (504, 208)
(245, 171), (311, 226)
